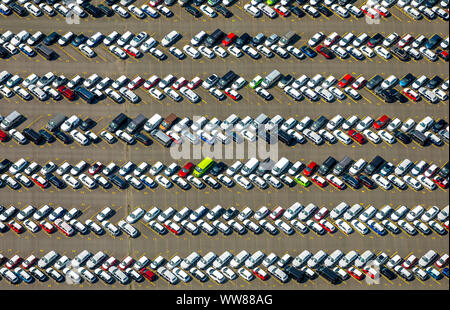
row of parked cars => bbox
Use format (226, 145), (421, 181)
(0, 248), (448, 285)
(1, 146), (448, 193)
(1, 68), (448, 109)
(242, 0), (450, 21)
(2, 25), (448, 63)
(1, 193), (448, 238)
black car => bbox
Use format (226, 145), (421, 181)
(342, 174), (361, 189)
(356, 174), (375, 189)
(427, 75), (443, 89)
(439, 163), (449, 178)
(47, 174), (64, 189)
(72, 34), (88, 47)
(54, 131), (71, 144)
(391, 89), (408, 103)
(108, 174), (127, 189)
(289, 6), (305, 17)
(43, 32), (60, 46)
(425, 34), (441, 49)
(378, 89), (395, 103)
(210, 162), (227, 176)
(9, 3), (27, 16)
(0, 46), (8, 58)
(81, 3), (102, 17)
(390, 47), (410, 61)
(368, 33), (384, 47)
(98, 4), (114, 16)
(79, 118), (95, 131)
(366, 75), (384, 90)
(380, 267), (396, 280)
(105, 0), (118, 5)
(235, 33), (250, 49)
(279, 74), (294, 87)
(214, 5), (232, 18)
(38, 129), (55, 143)
(193, 0), (205, 5)
(0, 159), (11, 173)
(393, 130), (411, 144)
(432, 119), (448, 133)
(399, 73), (416, 87)
(185, 6), (202, 17)
(317, 6), (333, 17)
(295, 0), (307, 4)
(134, 133), (152, 146)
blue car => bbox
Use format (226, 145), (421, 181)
(399, 73), (416, 87)
(72, 34), (88, 47)
(300, 45), (317, 58)
(141, 176), (156, 188)
(425, 34), (442, 50)
(0, 5), (11, 15)
(367, 220), (387, 236)
(19, 44), (36, 57)
(426, 267), (442, 280)
(142, 6), (160, 18)
(443, 268), (449, 278)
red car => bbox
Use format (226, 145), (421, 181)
(0, 129), (8, 142)
(433, 176), (449, 189)
(311, 175), (327, 187)
(252, 267), (269, 280)
(222, 33), (237, 46)
(348, 129), (367, 144)
(140, 268), (156, 281)
(57, 86), (75, 100)
(39, 220), (56, 234)
(128, 77), (144, 90)
(88, 162), (103, 175)
(148, 0), (162, 7)
(269, 206), (285, 220)
(31, 174), (49, 188)
(224, 88), (241, 100)
(178, 162), (194, 178)
(403, 88), (420, 102)
(187, 77), (202, 90)
(438, 50), (449, 61)
(8, 220), (24, 234)
(274, 5), (290, 17)
(303, 162), (318, 176)
(338, 74), (354, 88)
(373, 115), (390, 130)
(316, 45), (333, 59)
(348, 267), (365, 280)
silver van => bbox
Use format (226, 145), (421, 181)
(261, 70), (281, 89)
(1, 110), (22, 130)
(250, 113), (268, 132)
(333, 156), (353, 176)
(279, 31), (296, 47)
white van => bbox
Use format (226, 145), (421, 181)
(61, 115), (80, 132)
(161, 30), (180, 47)
(241, 158), (259, 176)
(349, 158), (366, 175)
(330, 202), (350, 219)
(271, 157), (290, 176)
(117, 31), (133, 47)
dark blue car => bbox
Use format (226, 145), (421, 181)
(425, 34), (442, 49)
(300, 45), (317, 58)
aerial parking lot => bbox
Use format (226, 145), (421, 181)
(0, 0), (448, 292)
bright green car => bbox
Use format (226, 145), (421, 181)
(249, 75), (263, 89)
(266, 0), (278, 5)
(294, 175), (311, 187)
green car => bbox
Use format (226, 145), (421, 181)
(294, 175), (311, 187)
(208, 0), (221, 6)
(249, 75), (263, 89)
(266, 0), (278, 5)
